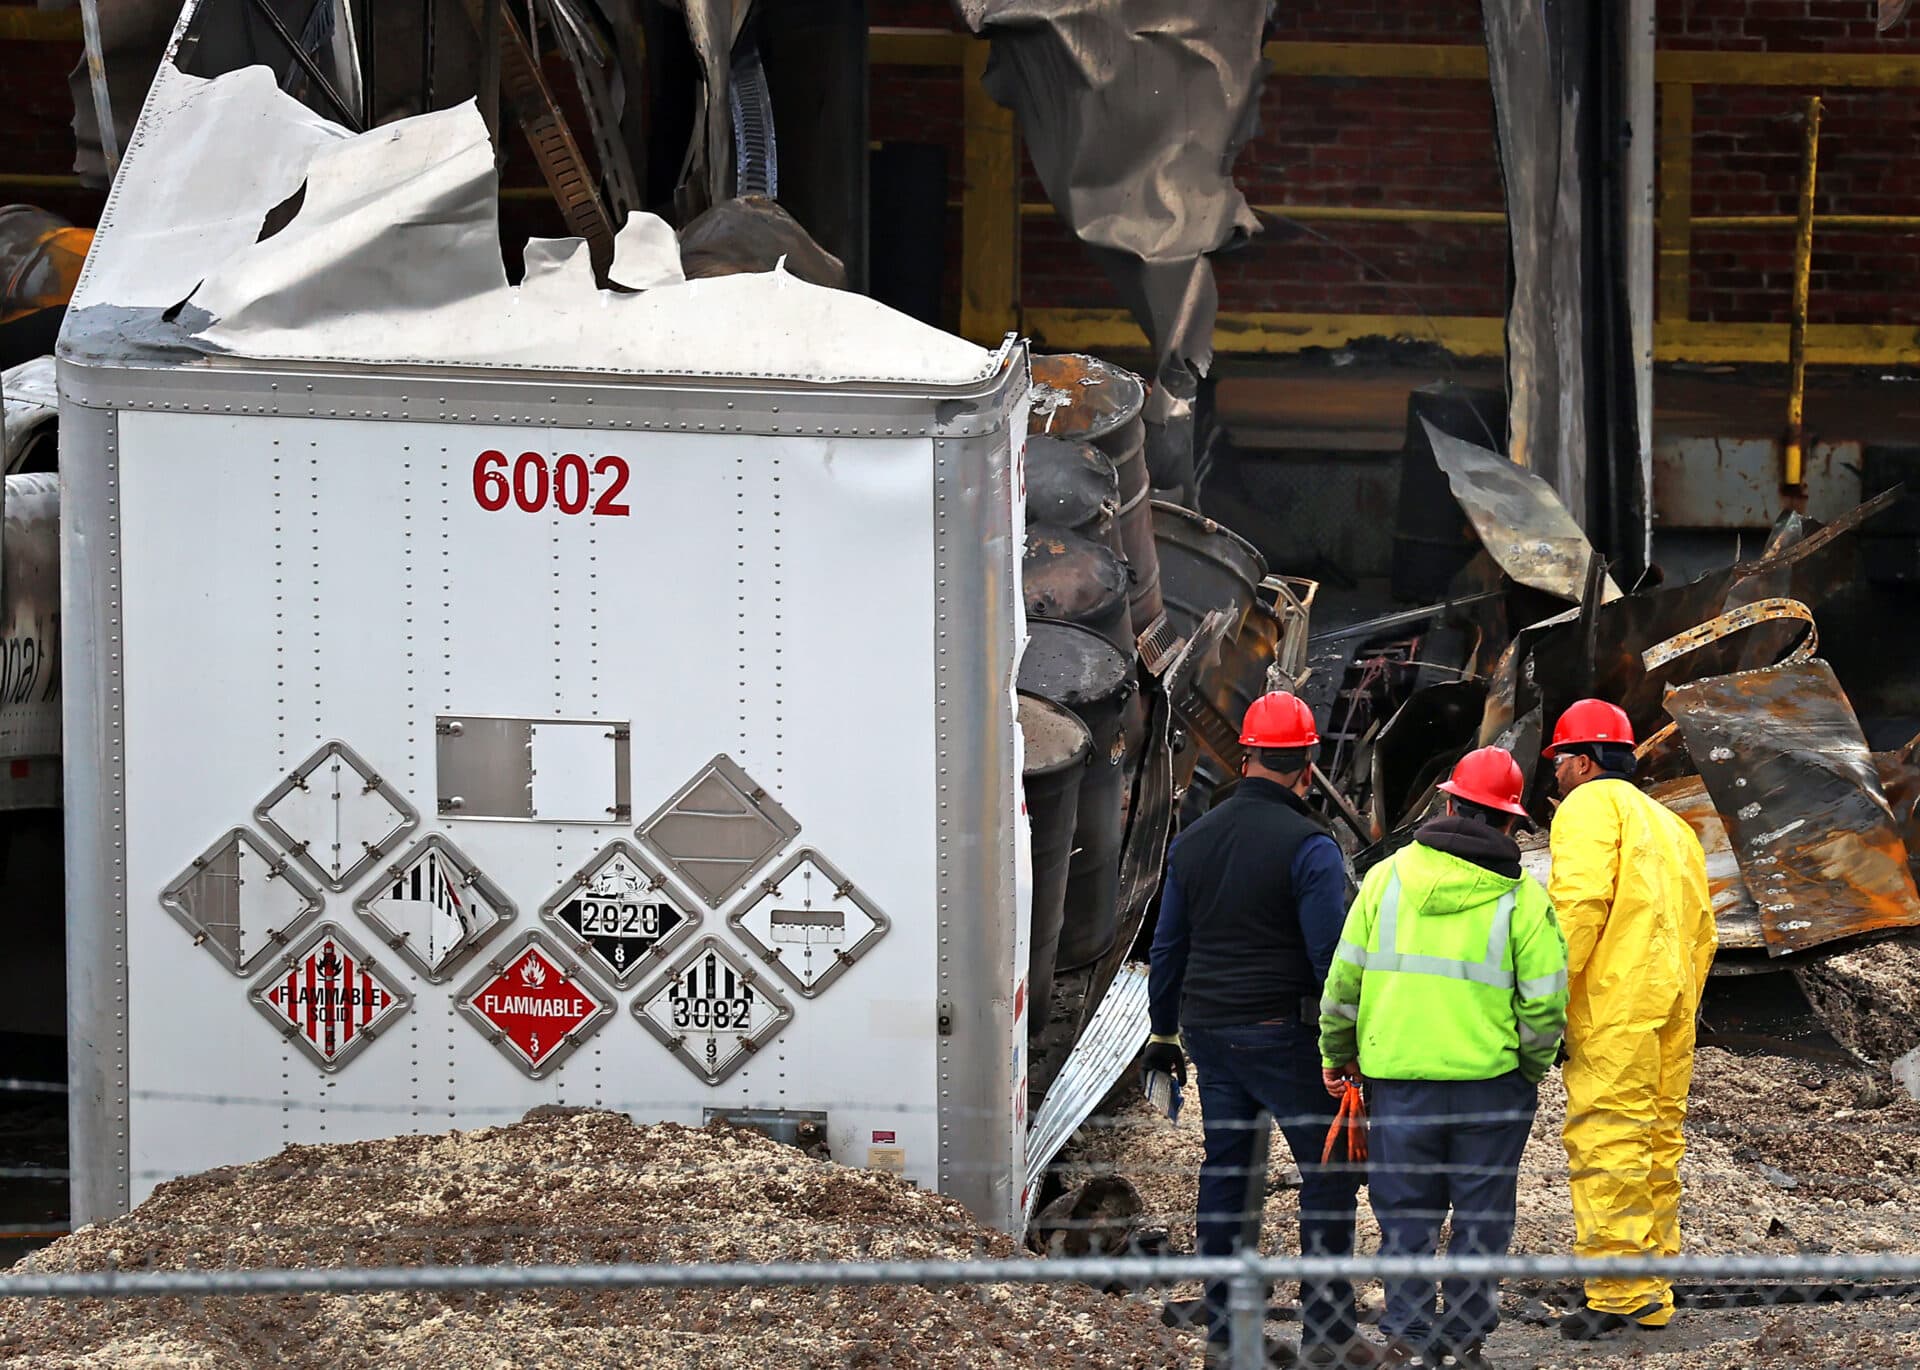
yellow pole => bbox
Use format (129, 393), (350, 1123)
(1783, 94), (1822, 501)
(959, 41), (1019, 345)
(1657, 83), (1694, 322)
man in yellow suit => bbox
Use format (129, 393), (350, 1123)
(1543, 698), (1715, 1340)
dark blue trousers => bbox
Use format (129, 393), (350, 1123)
(1184, 1021), (1362, 1349)
(1368, 1072), (1538, 1352)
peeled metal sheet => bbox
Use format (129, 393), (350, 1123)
(1422, 421), (1619, 604)
(1481, 0), (1591, 518)
(1666, 659), (1920, 956)
(68, 66), (997, 385)
(1647, 776), (1762, 952)
(1484, 490), (1901, 758)
(1025, 962), (1149, 1219)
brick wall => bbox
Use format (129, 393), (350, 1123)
(1669, 0), (1920, 325)
(871, 0), (1920, 334)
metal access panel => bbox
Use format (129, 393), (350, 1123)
(435, 715), (632, 823)
(69, 352), (1027, 1233)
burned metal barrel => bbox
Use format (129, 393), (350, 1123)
(1024, 524), (1134, 655)
(1018, 619), (1134, 971)
(1025, 432), (1120, 557)
(1151, 500), (1268, 640)
(1217, 599), (1284, 727)
(1018, 691), (1092, 1033)
(1029, 354), (1162, 630)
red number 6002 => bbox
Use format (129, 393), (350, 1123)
(472, 450), (630, 517)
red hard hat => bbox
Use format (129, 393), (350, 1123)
(1437, 746), (1530, 818)
(1543, 698), (1635, 758)
(1240, 691), (1320, 749)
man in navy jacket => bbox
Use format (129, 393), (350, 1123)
(1147, 692), (1377, 1368)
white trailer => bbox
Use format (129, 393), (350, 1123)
(61, 21), (1032, 1231)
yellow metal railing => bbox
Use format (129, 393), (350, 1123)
(872, 28), (1920, 365)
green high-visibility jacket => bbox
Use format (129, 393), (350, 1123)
(1319, 839), (1568, 1083)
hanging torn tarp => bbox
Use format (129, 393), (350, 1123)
(1422, 421), (1621, 603)
(1666, 659), (1920, 957)
(959, 0), (1271, 503)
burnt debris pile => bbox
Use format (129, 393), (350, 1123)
(1019, 355), (1920, 1097)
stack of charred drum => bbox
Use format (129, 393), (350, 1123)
(1016, 355), (1162, 1032)
(1016, 355), (1309, 1045)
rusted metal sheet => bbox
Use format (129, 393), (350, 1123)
(1876, 736), (1920, 888)
(1651, 436), (1863, 529)
(1641, 597), (1816, 674)
(1489, 489), (1901, 768)
(965, 0), (1271, 499)
(1666, 659), (1920, 955)
(1647, 776), (1762, 952)
(1371, 681), (1488, 836)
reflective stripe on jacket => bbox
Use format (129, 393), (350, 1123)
(1319, 839), (1568, 1082)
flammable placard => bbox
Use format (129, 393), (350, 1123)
(457, 932), (614, 1077)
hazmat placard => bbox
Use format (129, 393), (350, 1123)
(249, 923), (410, 1071)
(456, 932), (614, 1077)
(729, 849), (889, 998)
(633, 936), (794, 1085)
(356, 834), (514, 981)
(541, 840), (699, 985)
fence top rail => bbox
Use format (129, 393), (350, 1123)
(13, 1251), (1920, 1302)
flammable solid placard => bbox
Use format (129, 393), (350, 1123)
(249, 923), (410, 1072)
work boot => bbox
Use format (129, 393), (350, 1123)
(1302, 1334), (1389, 1367)
(1429, 1341), (1496, 1369)
(1557, 1300), (1668, 1340)
(1204, 1336), (1300, 1367)
(1379, 1338), (1437, 1367)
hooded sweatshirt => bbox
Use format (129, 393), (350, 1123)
(1319, 816), (1569, 1082)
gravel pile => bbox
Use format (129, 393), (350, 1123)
(2, 1109), (1195, 1369)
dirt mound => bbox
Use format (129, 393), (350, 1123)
(1794, 936), (1920, 1063)
(3, 1110), (1194, 1369)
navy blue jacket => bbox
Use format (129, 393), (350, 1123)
(1149, 776), (1349, 1035)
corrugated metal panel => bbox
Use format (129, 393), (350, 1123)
(1025, 962), (1151, 1218)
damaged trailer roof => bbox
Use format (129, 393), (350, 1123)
(63, 52), (1001, 388)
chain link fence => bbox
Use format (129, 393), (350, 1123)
(3, 1041), (1920, 1367)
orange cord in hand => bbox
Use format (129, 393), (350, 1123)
(1321, 1081), (1368, 1165)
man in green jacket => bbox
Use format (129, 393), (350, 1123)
(1320, 747), (1568, 1368)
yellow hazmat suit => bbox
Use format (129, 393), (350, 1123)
(1547, 777), (1715, 1323)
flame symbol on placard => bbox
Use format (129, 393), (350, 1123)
(520, 956), (548, 990)
(316, 949), (343, 980)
